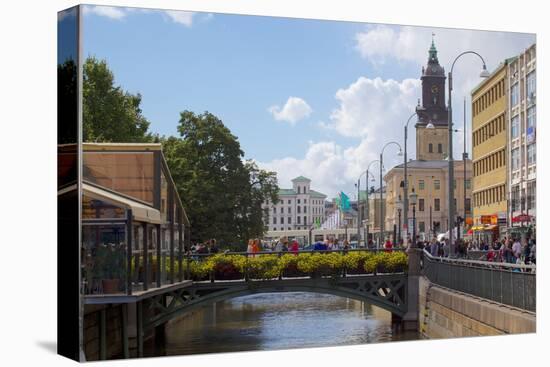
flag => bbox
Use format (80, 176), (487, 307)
(339, 191), (351, 212)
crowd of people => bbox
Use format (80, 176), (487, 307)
(415, 236), (536, 265)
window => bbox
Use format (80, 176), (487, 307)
(527, 181), (536, 210)
(511, 185), (520, 211)
(304, 216), (307, 225)
(288, 217), (292, 224)
(288, 200), (291, 204)
(511, 115), (520, 138)
(280, 207), (284, 213)
(281, 217), (284, 224)
(438, 143), (443, 153)
(297, 206), (301, 213)
(304, 199), (307, 204)
(429, 143), (433, 153)
(528, 144), (536, 165)
(434, 180), (440, 190)
(273, 228), (276, 231)
(511, 148), (520, 171)
(419, 180), (425, 190)
(297, 187), (301, 194)
(273, 217), (277, 224)
(304, 206), (307, 213)
(527, 71), (536, 99)
(465, 198), (471, 213)
(297, 216), (301, 224)
(419, 198), (425, 212)
(288, 207), (291, 213)
(527, 106), (536, 129)
(434, 198), (440, 211)
(511, 82), (519, 107)
(465, 179), (471, 190)
(419, 222), (425, 233)
(273, 207), (276, 214)
(297, 199), (301, 204)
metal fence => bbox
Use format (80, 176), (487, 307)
(422, 250), (536, 312)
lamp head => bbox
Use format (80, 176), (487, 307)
(397, 149), (403, 157)
(409, 187), (418, 205)
(480, 64), (490, 78)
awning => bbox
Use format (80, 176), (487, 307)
(485, 224), (497, 230)
(512, 214), (532, 223)
(83, 183), (161, 224)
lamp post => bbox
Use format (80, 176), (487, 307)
(409, 188), (418, 248)
(380, 141), (403, 249)
(355, 170), (369, 245)
(403, 112), (419, 246)
(447, 51), (489, 256)
(366, 160), (380, 247)
(396, 195), (403, 245)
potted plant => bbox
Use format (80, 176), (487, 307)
(95, 243), (126, 294)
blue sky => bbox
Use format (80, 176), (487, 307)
(82, 5), (535, 198)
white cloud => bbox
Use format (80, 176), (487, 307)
(257, 138), (388, 200)
(164, 10), (195, 27)
(83, 5), (127, 20)
(268, 97), (313, 124)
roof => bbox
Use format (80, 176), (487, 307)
(83, 183), (161, 224)
(83, 142), (162, 151)
(393, 159), (449, 169)
(291, 175), (311, 182)
(278, 188), (327, 198)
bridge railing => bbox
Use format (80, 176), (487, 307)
(183, 248), (408, 282)
(421, 249), (536, 312)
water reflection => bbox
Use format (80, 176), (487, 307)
(146, 292), (420, 356)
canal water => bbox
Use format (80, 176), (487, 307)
(146, 292), (421, 356)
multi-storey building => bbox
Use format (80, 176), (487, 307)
(507, 44), (536, 240)
(262, 176), (327, 232)
(471, 60), (510, 241)
(384, 39), (472, 241)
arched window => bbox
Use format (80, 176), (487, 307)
(428, 143), (433, 153)
(297, 186), (301, 194)
(437, 143), (443, 153)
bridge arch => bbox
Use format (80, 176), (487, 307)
(142, 275), (408, 331)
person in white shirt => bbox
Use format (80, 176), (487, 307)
(512, 238), (522, 261)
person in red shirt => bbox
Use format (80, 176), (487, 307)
(290, 240), (299, 255)
(384, 238), (393, 252)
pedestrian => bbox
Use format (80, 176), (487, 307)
(512, 237), (522, 262)
(209, 239), (219, 254)
(530, 240), (536, 265)
(384, 238), (393, 253)
(275, 237), (285, 252)
(290, 240), (299, 255)
(442, 238), (450, 258)
(343, 240), (350, 254)
(252, 239), (260, 256)
(430, 238), (439, 257)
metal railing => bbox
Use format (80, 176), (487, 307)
(422, 249), (536, 312)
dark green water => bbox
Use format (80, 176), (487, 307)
(146, 292), (420, 356)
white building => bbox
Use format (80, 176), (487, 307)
(262, 176), (327, 232)
(507, 43), (536, 238)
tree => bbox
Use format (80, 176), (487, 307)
(83, 57), (152, 142)
(162, 111), (279, 249)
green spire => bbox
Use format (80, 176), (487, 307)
(429, 33), (438, 62)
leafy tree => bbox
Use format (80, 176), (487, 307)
(83, 56), (152, 142)
(162, 111), (279, 249)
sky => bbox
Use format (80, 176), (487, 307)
(82, 5), (535, 200)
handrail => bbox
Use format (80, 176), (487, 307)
(422, 249), (536, 271)
(188, 248), (406, 257)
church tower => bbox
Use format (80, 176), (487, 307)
(415, 38), (449, 160)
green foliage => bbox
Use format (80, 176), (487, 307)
(162, 111), (279, 247)
(83, 57), (152, 143)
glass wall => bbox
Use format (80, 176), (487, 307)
(83, 151), (155, 204)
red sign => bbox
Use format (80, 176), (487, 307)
(512, 214), (532, 223)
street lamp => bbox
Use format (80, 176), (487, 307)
(403, 112), (419, 245)
(396, 195), (403, 245)
(447, 51), (489, 256)
(366, 160), (380, 247)
(409, 188), (418, 248)
(380, 141), (403, 248)
(356, 170), (375, 247)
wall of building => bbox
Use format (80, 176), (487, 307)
(472, 64), (508, 225)
(416, 126), (449, 160)
(418, 276), (535, 339)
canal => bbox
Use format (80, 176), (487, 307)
(145, 292), (421, 356)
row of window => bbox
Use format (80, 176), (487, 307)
(428, 143), (443, 154)
(473, 148), (506, 176)
(510, 144), (536, 171)
(473, 184), (506, 207)
(473, 113), (505, 147)
(473, 78), (505, 117)
(510, 182), (536, 212)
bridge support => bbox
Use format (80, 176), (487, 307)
(401, 249), (420, 331)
